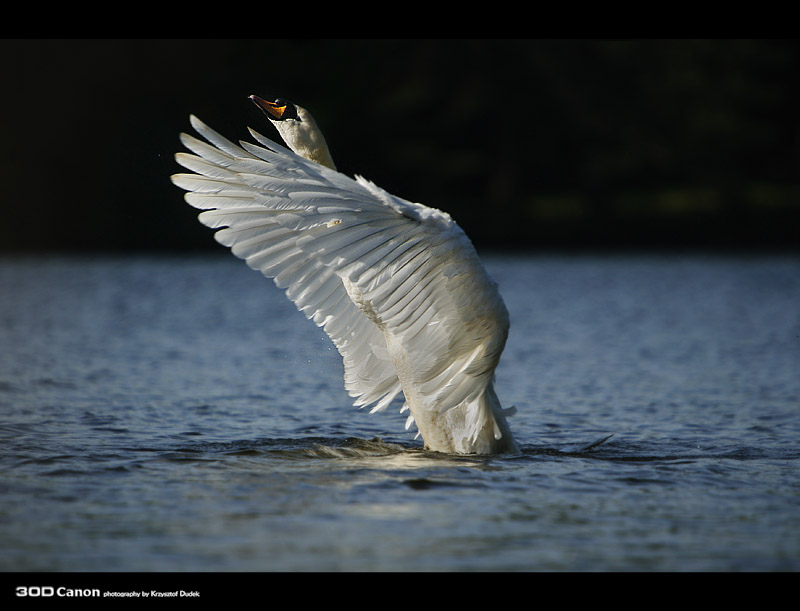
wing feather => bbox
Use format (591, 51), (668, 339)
(171, 115), (509, 437)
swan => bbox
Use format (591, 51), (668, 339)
(171, 96), (519, 454)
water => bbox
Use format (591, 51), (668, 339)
(1, 253), (798, 572)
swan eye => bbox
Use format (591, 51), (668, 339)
(273, 99), (299, 121)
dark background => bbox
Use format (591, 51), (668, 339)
(2, 38), (798, 253)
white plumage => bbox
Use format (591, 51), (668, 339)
(171, 97), (519, 454)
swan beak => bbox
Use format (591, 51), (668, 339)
(250, 95), (287, 120)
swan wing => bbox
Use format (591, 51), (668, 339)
(171, 116), (509, 429)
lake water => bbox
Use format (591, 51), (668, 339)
(1, 253), (798, 573)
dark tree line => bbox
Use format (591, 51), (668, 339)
(2, 39), (797, 252)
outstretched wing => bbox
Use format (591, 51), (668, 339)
(171, 116), (509, 432)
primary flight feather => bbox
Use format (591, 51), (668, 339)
(171, 96), (519, 454)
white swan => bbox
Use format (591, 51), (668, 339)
(171, 96), (519, 455)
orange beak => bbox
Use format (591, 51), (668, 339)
(249, 95), (287, 119)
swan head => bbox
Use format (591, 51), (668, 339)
(250, 95), (336, 171)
